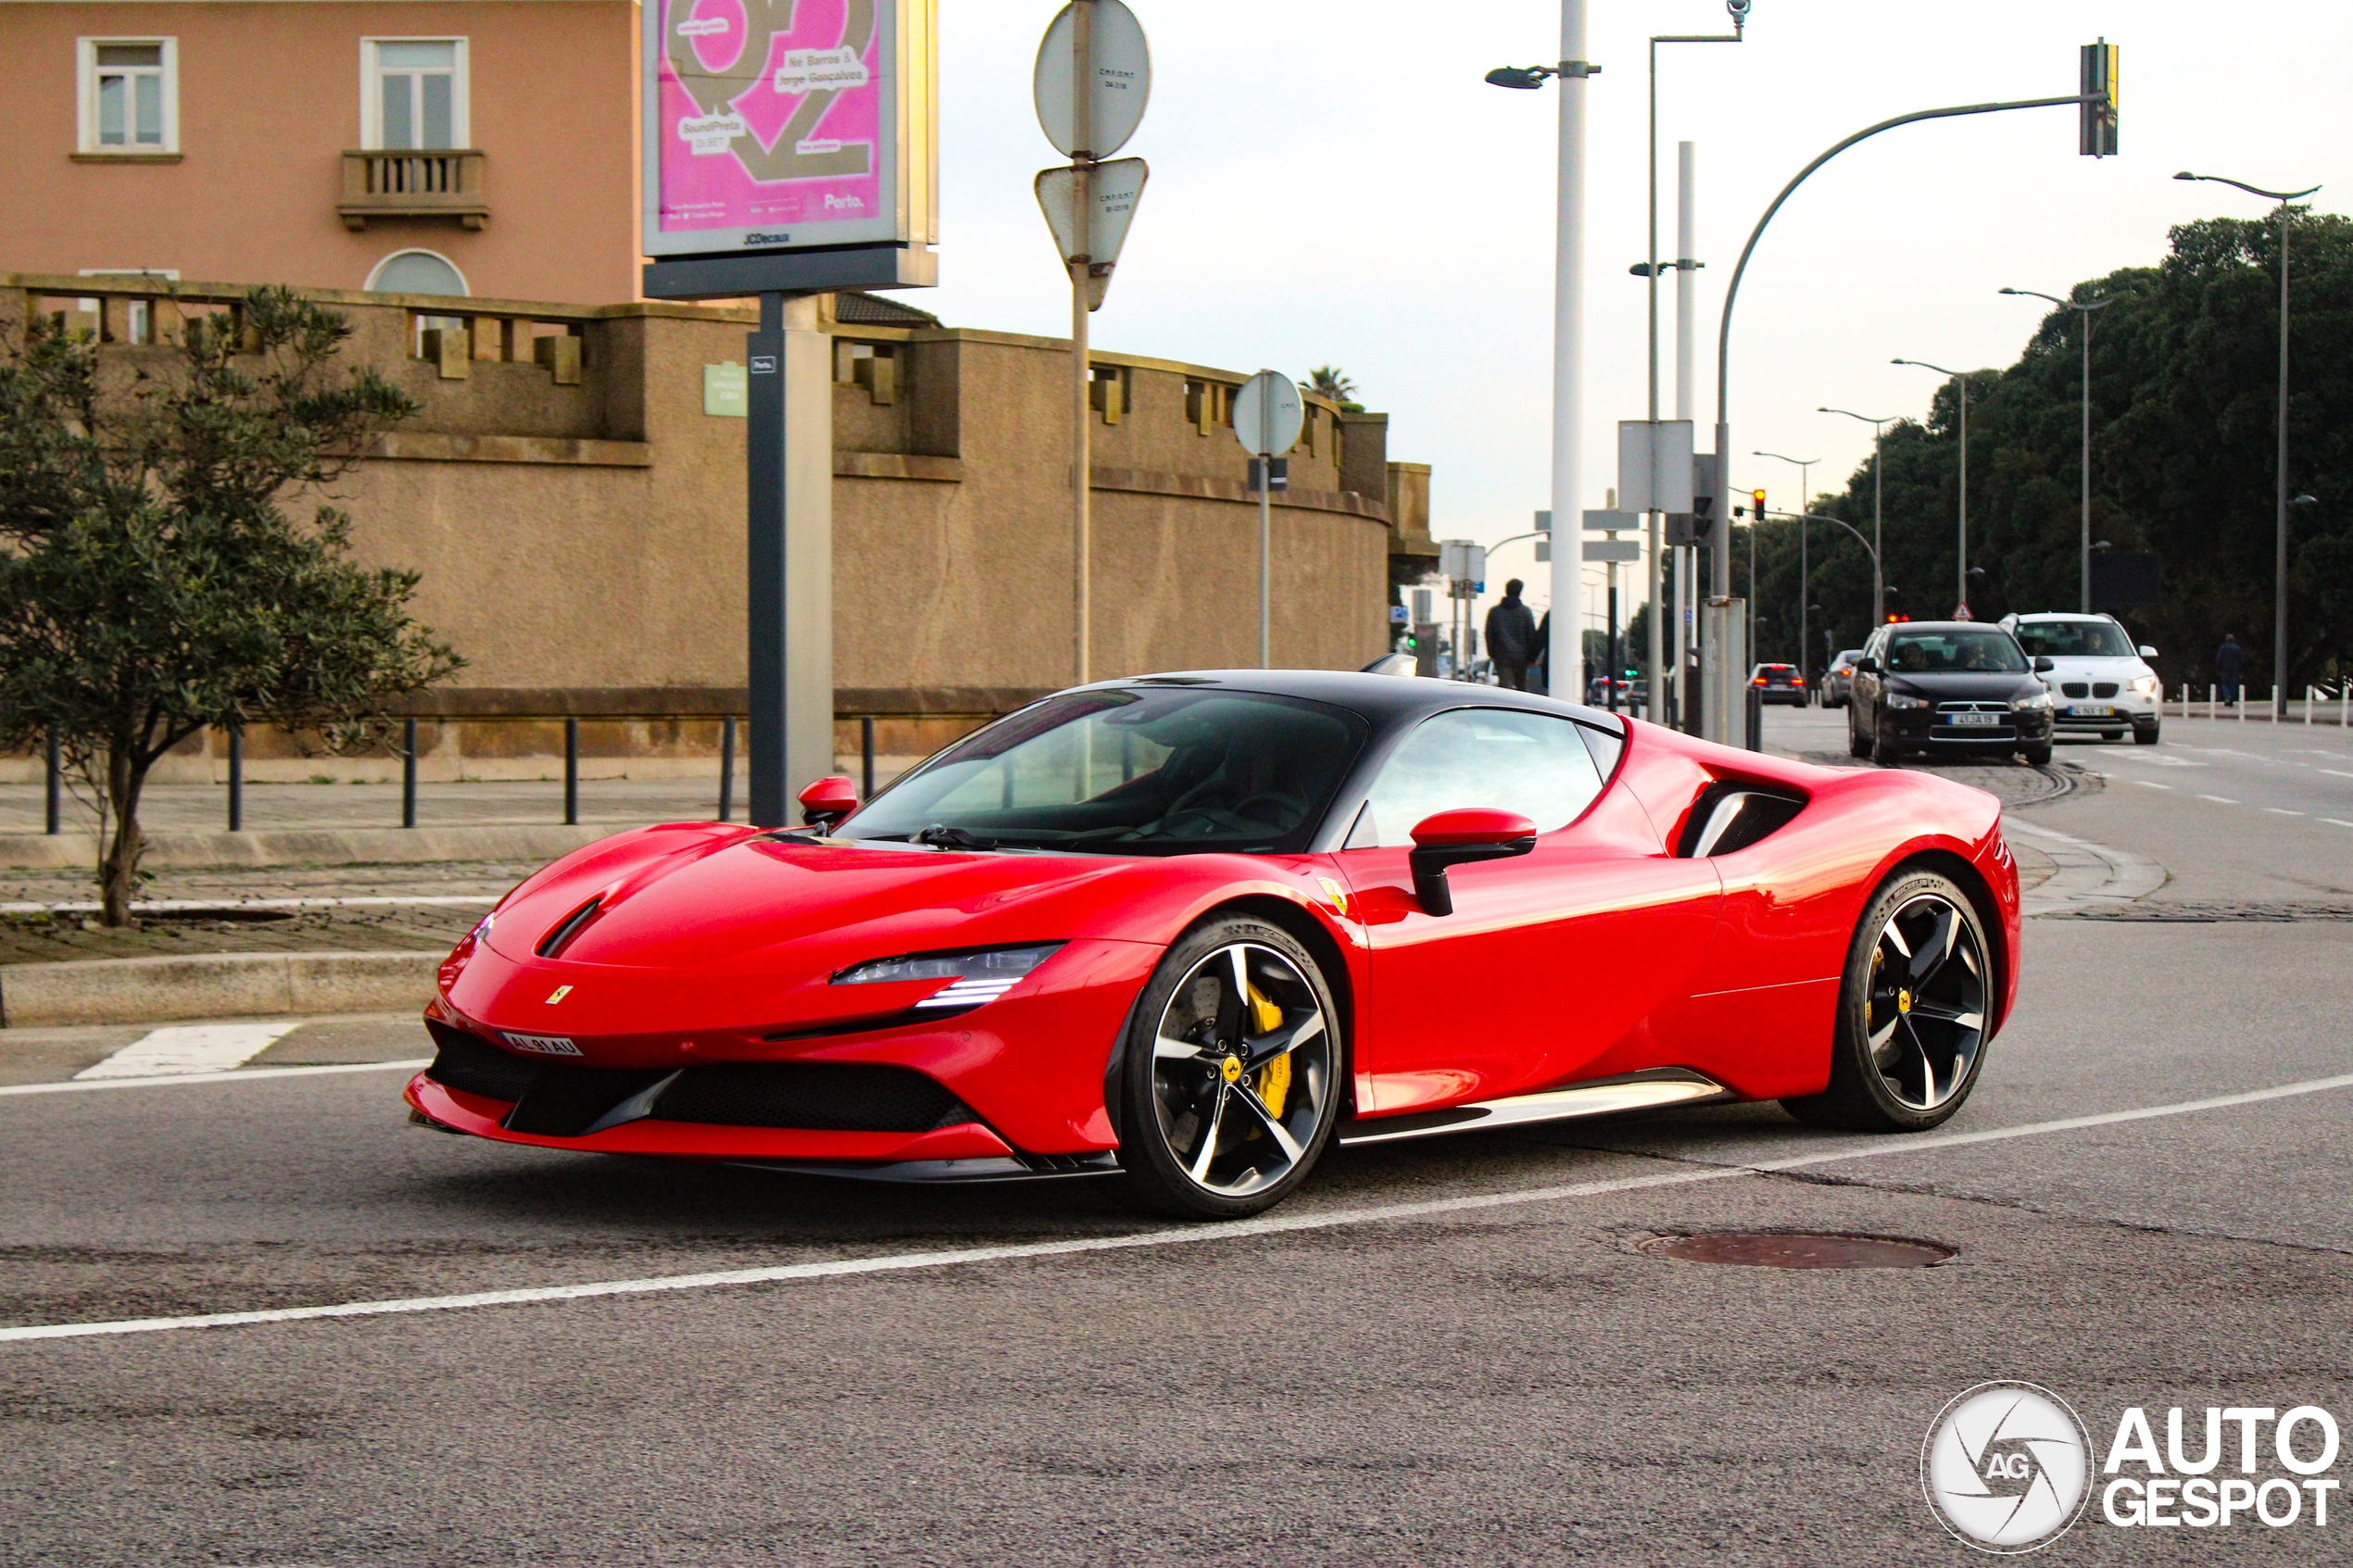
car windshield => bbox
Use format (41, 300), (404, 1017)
(837, 687), (1369, 856)
(1832, 649), (1861, 670)
(2014, 619), (2134, 659)
(1884, 630), (2030, 674)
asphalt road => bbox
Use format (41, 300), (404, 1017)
(2, 709), (2347, 1565)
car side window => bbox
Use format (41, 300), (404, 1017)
(1355, 709), (1604, 849)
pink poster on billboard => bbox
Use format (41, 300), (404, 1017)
(647, 0), (904, 253)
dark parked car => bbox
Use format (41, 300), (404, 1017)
(1846, 622), (2056, 766)
(1748, 663), (1807, 707)
(1822, 648), (1863, 709)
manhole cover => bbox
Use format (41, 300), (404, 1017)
(1638, 1232), (1954, 1270)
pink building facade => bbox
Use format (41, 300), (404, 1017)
(0, 0), (641, 304)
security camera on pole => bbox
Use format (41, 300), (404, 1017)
(1034, 1), (1151, 685)
(1234, 370), (1303, 668)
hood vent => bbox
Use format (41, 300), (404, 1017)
(535, 896), (604, 959)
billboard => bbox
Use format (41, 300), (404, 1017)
(642, 0), (937, 258)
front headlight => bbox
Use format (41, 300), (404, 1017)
(2130, 675), (2160, 696)
(834, 944), (1064, 1009)
(2014, 692), (2055, 711)
(1885, 692), (1931, 709)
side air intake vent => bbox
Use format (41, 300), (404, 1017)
(1678, 783), (1806, 859)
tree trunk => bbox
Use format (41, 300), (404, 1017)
(97, 743), (148, 927)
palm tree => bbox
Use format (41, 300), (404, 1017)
(1302, 365), (1358, 408)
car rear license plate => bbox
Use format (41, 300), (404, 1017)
(2069, 704), (2113, 717)
(1951, 711), (1999, 727)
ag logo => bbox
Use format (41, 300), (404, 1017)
(1922, 1382), (2092, 1552)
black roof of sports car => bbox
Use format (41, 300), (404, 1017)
(1071, 670), (1630, 734)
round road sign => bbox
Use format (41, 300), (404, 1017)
(1034, 1), (1152, 159)
(1233, 370), (1303, 458)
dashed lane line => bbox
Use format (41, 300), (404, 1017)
(2266, 809), (2307, 817)
(0, 1060), (430, 1098)
(2196, 795), (2241, 805)
(2137, 781), (2173, 790)
(6, 1072), (2350, 1347)
(2326, 820), (2353, 829)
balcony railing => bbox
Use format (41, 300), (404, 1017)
(338, 150), (488, 232)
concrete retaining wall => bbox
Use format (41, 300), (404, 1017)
(0, 951), (440, 1027)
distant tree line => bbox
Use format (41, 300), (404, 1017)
(1734, 210), (2353, 691)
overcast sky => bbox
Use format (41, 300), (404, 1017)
(924, 1), (2353, 625)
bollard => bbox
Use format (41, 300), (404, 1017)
(861, 715), (876, 799)
(402, 716), (418, 828)
(718, 715), (736, 822)
(2309, 687), (2317, 727)
(563, 717), (579, 826)
(227, 724), (243, 831)
(1744, 684), (1762, 751)
(44, 726), (60, 835)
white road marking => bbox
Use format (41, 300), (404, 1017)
(2196, 795), (2240, 805)
(73, 1022), (299, 1081)
(6, 1072), (2350, 1347)
(2325, 820), (2353, 830)
(2322, 771), (2353, 782)
(2, 1059), (430, 1099)
(2265, 809), (2306, 817)
(2136, 781), (2173, 791)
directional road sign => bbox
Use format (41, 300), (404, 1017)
(1233, 370), (1303, 458)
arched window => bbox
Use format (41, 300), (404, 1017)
(365, 248), (468, 297)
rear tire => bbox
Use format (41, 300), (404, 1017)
(2103, 729), (2125, 741)
(1113, 916), (1342, 1221)
(1781, 868), (1993, 1133)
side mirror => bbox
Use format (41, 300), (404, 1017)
(2139, 645), (2159, 659)
(1855, 657), (1880, 675)
(1407, 809), (1537, 917)
(797, 775), (859, 831)
(2033, 656), (2057, 672)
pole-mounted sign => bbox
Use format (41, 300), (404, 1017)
(1035, 0), (1151, 687)
(1234, 370), (1303, 668)
(640, 1), (939, 828)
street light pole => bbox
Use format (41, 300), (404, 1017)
(2001, 287), (2115, 614)
(1755, 449), (1816, 684)
(1821, 409), (1895, 625)
(2175, 171), (2321, 717)
(1892, 358), (1976, 614)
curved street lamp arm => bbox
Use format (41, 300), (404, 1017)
(1716, 91), (2105, 431)
(2175, 171), (2321, 205)
(1772, 509), (1880, 565)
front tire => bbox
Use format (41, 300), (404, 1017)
(1114, 917), (1342, 1220)
(1781, 869), (1993, 1133)
(1871, 718), (1903, 767)
(2134, 721), (2160, 746)
(1848, 711), (1872, 759)
(2020, 741), (2053, 765)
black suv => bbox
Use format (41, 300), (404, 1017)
(1846, 621), (2056, 766)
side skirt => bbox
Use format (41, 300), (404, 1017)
(727, 1151), (1124, 1185)
(1337, 1068), (1731, 1148)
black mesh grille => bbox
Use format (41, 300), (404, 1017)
(2094, 682), (2120, 698)
(502, 1066), (672, 1137)
(423, 1022), (540, 1103)
(2062, 682), (2090, 697)
(654, 1062), (973, 1133)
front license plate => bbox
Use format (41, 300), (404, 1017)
(2069, 704), (2113, 717)
(1951, 711), (1999, 727)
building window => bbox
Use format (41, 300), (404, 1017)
(366, 248), (469, 297)
(78, 38), (178, 155)
(362, 39), (468, 150)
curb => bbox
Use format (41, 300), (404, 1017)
(0, 950), (440, 1028)
(2002, 819), (2168, 917)
(0, 823), (618, 872)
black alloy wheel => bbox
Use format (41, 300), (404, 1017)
(1783, 868), (1992, 1132)
(1114, 916), (1341, 1220)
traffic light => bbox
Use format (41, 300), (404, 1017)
(1751, 488), (1768, 521)
(2080, 40), (2119, 157)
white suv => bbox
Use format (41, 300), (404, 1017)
(1999, 612), (2162, 744)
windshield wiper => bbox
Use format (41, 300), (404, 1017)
(913, 824), (997, 851)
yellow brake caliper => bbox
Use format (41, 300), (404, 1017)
(1246, 984), (1290, 1119)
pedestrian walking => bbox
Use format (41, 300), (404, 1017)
(2216, 633), (2245, 708)
(1485, 579), (1539, 691)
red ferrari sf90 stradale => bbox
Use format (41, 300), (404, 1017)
(409, 671), (2020, 1219)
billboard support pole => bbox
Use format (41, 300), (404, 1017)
(1068, 1), (1094, 686)
(745, 292), (836, 828)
